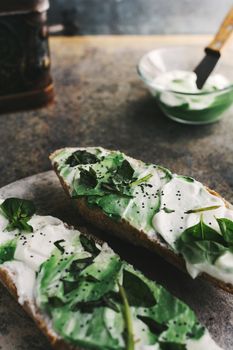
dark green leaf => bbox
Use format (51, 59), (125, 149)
(160, 342), (186, 350)
(100, 182), (121, 194)
(177, 175), (194, 183)
(62, 279), (79, 295)
(217, 218), (233, 244)
(100, 182), (133, 198)
(66, 150), (99, 167)
(79, 234), (100, 257)
(72, 294), (120, 313)
(103, 295), (120, 312)
(137, 316), (167, 335)
(176, 218), (225, 245)
(123, 269), (156, 307)
(69, 257), (94, 275)
(189, 323), (205, 340)
(99, 160), (135, 197)
(54, 239), (65, 254)
(176, 217), (228, 264)
(112, 160), (134, 184)
(79, 168), (98, 188)
(0, 239), (16, 264)
(163, 207), (175, 214)
(48, 297), (65, 308)
(0, 198), (36, 232)
(177, 240), (227, 264)
(84, 274), (100, 283)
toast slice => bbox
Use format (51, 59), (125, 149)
(50, 147), (233, 294)
(0, 197), (222, 350)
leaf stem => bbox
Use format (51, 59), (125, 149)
(118, 282), (134, 350)
(130, 174), (152, 187)
(185, 205), (221, 214)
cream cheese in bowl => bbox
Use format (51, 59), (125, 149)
(152, 70), (229, 94)
(138, 46), (233, 124)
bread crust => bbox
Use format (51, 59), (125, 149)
(51, 152), (233, 294)
(0, 259), (83, 350)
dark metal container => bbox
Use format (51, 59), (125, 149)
(0, 0), (54, 113)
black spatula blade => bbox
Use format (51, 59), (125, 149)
(194, 50), (220, 89)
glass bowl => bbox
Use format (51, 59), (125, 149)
(137, 46), (233, 125)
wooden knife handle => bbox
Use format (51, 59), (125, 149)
(207, 6), (233, 54)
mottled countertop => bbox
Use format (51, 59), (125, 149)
(1, 35), (233, 200)
(0, 36), (233, 349)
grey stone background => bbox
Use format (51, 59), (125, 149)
(48, 0), (233, 35)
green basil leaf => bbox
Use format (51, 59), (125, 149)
(123, 269), (156, 307)
(176, 217), (228, 264)
(177, 240), (227, 264)
(66, 150), (99, 167)
(176, 218), (225, 245)
(93, 194), (130, 219)
(0, 198), (36, 233)
(217, 218), (233, 244)
(0, 239), (17, 264)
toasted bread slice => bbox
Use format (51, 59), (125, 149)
(50, 147), (233, 294)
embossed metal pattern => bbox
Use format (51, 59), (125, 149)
(0, 12), (51, 96)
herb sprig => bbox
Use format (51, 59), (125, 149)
(0, 198), (36, 232)
(100, 160), (135, 196)
(176, 215), (233, 265)
(185, 205), (221, 214)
